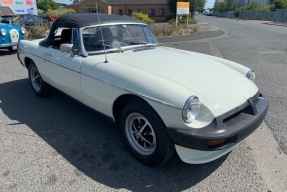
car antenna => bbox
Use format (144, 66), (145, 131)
(96, 3), (108, 63)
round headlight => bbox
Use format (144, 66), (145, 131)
(21, 27), (25, 34)
(182, 96), (201, 123)
(246, 70), (255, 82)
(1, 29), (6, 36)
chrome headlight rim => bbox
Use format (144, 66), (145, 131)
(182, 96), (201, 123)
(21, 27), (25, 34)
(1, 29), (6, 36)
(246, 70), (255, 82)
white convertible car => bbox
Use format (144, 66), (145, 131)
(17, 13), (269, 166)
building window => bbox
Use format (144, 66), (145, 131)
(118, 9), (123, 15)
(87, 9), (98, 13)
(150, 9), (155, 16)
(159, 8), (165, 16)
(126, 9), (132, 16)
(136, 9), (142, 13)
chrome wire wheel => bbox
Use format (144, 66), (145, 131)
(30, 66), (41, 92)
(125, 113), (156, 156)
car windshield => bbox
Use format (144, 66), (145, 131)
(0, 16), (14, 24)
(82, 24), (157, 53)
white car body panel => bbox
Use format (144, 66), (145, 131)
(106, 47), (258, 118)
(19, 40), (82, 101)
(175, 143), (240, 164)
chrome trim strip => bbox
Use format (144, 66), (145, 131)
(19, 47), (81, 73)
(246, 69), (253, 78)
(182, 96), (200, 123)
(82, 23), (148, 29)
(0, 42), (18, 47)
(19, 47), (181, 109)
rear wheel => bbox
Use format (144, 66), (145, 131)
(119, 99), (174, 166)
(28, 61), (52, 97)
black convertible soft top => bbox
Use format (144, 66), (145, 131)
(54, 13), (145, 28)
(41, 13), (145, 47)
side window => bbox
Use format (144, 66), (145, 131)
(159, 8), (165, 16)
(51, 28), (71, 49)
(126, 9), (132, 16)
(118, 9), (123, 15)
(72, 28), (80, 52)
(150, 9), (155, 17)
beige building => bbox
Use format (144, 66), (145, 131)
(67, 0), (170, 22)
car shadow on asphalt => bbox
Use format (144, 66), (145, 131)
(0, 50), (17, 56)
(0, 79), (229, 191)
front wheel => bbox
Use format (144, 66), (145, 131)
(119, 99), (174, 166)
(28, 61), (52, 97)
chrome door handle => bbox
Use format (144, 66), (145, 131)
(44, 53), (52, 57)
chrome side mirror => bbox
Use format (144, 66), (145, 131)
(60, 43), (73, 52)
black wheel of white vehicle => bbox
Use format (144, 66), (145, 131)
(119, 99), (174, 166)
(28, 61), (51, 97)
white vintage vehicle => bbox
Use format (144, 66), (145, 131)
(17, 13), (269, 166)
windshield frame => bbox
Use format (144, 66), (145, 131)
(79, 22), (158, 56)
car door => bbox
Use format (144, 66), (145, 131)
(40, 47), (82, 101)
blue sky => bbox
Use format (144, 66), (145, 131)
(205, 0), (215, 9)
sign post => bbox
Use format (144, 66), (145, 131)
(176, 2), (190, 26)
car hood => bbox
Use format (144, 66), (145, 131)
(0, 23), (21, 30)
(108, 46), (258, 115)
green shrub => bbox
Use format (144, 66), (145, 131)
(26, 24), (51, 39)
(150, 23), (198, 37)
(168, 17), (197, 25)
(234, 2), (276, 17)
(131, 12), (154, 24)
(45, 8), (76, 18)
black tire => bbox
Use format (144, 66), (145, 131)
(119, 98), (174, 166)
(28, 61), (52, 97)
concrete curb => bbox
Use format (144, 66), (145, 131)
(263, 22), (287, 27)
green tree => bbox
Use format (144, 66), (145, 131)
(36, 0), (60, 12)
(214, 0), (233, 12)
(131, 12), (154, 24)
(272, 0), (287, 9)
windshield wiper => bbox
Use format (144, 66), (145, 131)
(128, 41), (151, 45)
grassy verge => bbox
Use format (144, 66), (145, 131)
(151, 23), (198, 37)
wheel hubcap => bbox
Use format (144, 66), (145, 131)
(125, 113), (156, 156)
(30, 66), (41, 92)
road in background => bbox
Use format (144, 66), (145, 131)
(1, 16), (287, 191)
